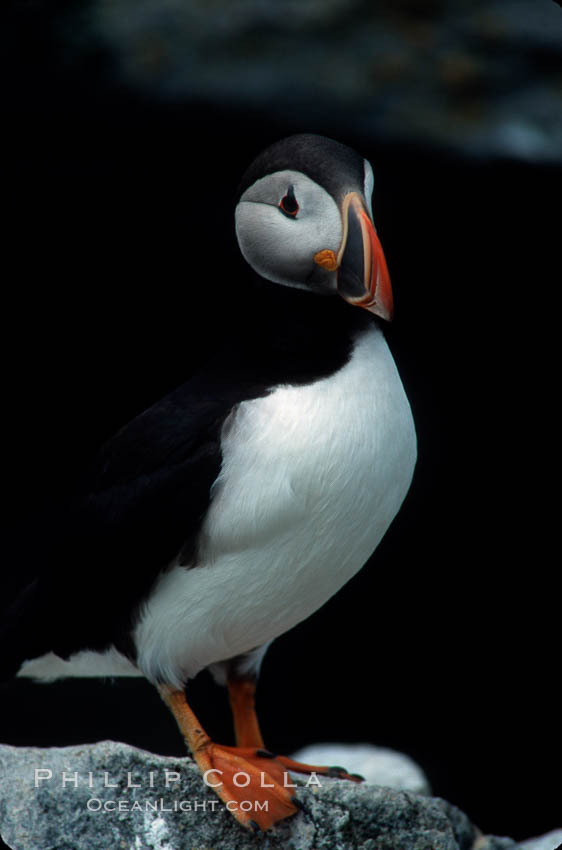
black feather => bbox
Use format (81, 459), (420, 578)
(0, 280), (371, 680)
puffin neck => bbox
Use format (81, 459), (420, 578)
(232, 272), (374, 386)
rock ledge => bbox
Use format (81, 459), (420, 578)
(0, 741), (554, 850)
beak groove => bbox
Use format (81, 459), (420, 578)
(336, 193), (394, 322)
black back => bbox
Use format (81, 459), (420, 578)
(0, 277), (372, 679)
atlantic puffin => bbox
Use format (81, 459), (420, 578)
(1, 134), (417, 831)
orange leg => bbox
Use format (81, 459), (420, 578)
(159, 680), (363, 832)
(158, 684), (298, 832)
(227, 676), (265, 749)
(227, 675), (365, 782)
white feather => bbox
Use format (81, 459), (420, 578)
(134, 324), (416, 687)
(20, 324), (416, 686)
(363, 159), (375, 218)
(18, 647), (141, 681)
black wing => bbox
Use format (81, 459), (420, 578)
(0, 356), (271, 678)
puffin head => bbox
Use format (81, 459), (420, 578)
(235, 133), (393, 321)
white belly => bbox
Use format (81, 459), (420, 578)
(134, 324), (417, 687)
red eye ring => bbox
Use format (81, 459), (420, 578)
(279, 185), (299, 217)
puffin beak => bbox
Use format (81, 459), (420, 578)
(314, 192), (393, 321)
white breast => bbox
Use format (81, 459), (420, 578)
(134, 324), (417, 687)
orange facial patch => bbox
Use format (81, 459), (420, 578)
(313, 249), (339, 271)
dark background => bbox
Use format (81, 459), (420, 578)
(1, 0), (560, 844)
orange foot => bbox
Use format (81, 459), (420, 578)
(272, 752), (364, 784)
(193, 743), (298, 831)
(158, 684), (363, 832)
(193, 743), (363, 832)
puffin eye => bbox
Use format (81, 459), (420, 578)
(279, 185), (299, 217)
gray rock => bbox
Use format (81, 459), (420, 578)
(0, 739), (476, 849)
(291, 742), (431, 794)
(517, 829), (562, 850)
(473, 827), (562, 850)
(77, 0), (562, 162)
(472, 835), (517, 850)
(1, 741), (558, 850)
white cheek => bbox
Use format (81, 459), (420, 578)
(235, 203), (300, 285)
(235, 199), (342, 288)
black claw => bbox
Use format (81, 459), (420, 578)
(291, 795), (305, 811)
(350, 772), (365, 781)
(256, 748), (277, 759)
(248, 819), (262, 834)
(327, 765), (347, 777)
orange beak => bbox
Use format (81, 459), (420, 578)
(314, 192), (393, 321)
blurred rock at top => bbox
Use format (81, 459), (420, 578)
(48, 0), (562, 162)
